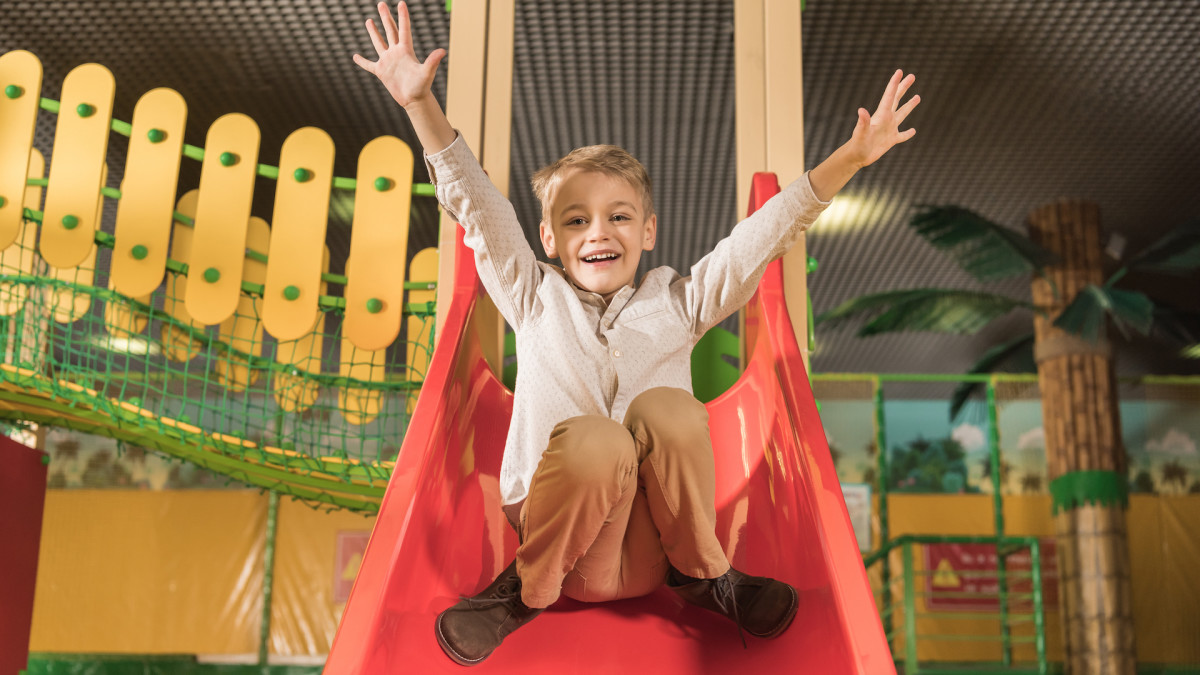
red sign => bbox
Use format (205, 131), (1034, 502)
(923, 540), (1058, 611)
(334, 531), (372, 603)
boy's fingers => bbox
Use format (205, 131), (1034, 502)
(352, 53), (377, 74)
(894, 74), (916, 109)
(894, 94), (920, 124)
(423, 48), (447, 76)
(395, 1), (415, 53)
(876, 69), (902, 113)
(365, 19), (387, 57)
(379, 1), (400, 46)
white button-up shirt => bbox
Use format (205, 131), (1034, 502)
(425, 135), (830, 505)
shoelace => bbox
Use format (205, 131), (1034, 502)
(461, 573), (523, 610)
(711, 574), (747, 649)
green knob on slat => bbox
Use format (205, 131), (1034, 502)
(131, 244), (149, 260)
(203, 267), (221, 283)
(219, 151), (237, 167)
(293, 168), (312, 182)
(41, 454), (50, 466)
(807, 256), (819, 274)
(0, 196), (6, 208)
(374, 177), (392, 192)
(147, 128), (166, 143)
(283, 285), (301, 301)
(366, 298), (384, 314)
(179, 414), (191, 424)
(61, 214), (79, 230)
(4, 85), (22, 99)
(129, 397), (142, 407)
(76, 103), (95, 117)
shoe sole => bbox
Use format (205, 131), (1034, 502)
(434, 611), (493, 667)
(746, 583), (799, 640)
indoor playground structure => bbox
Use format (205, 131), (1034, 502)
(4, 1), (1200, 674)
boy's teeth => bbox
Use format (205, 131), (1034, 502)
(585, 253), (618, 262)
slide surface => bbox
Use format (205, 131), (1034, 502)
(325, 174), (894, 674)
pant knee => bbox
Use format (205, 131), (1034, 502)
(625, 387), (710, 447)
(542, 415), (636, 487)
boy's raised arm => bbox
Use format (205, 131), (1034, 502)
(808, 69), (920, 201)
(353, 1), (456, 154)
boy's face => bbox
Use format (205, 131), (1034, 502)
(539, 169), (657, 302)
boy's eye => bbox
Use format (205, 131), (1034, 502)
(567, 217), (587, 226)
(611, 214), (630, 222)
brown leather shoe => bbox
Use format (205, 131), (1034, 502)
(668, 567), (798, 643)
(434, 559), (544, 666)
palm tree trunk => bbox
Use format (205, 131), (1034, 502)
(1028, 200), (1135, 674)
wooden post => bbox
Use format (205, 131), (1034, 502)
(1028, 199), (1136, 675)
(736, 0), (808, 369)
(434, 0), (514, 379)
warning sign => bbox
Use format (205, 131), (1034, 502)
(923, 540), (1058, 611)
(335, 531), (371, 603)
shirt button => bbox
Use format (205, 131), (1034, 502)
(613, 349), (622, 358)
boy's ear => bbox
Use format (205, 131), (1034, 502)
(642, 214), (657, 251)
(539, 220), (559, 259)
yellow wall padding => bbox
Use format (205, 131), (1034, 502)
(109, 87), (187, 298)
(0, 149), (43, 316)
(40, 63), (114, 269)
(261, 127), (334, 342)
(267, 498), (375, 655)
(883, 495), (1200, 665)
(30, 491), (266, 654)
(0, 50), (42, 249)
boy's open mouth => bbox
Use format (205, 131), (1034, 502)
(582, 251), (621, 264)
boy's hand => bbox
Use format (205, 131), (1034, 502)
(353, 1), (446, 111)
(844, 70), (920, 168)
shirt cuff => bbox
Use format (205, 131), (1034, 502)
(422, 130), (473, 185)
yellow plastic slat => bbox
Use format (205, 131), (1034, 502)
(274, 247), (328, 413)
(216, 216), (269, 391)
(104, 292), (149, 338)
(110, 87), (187, 297)
(404, 247), (438, 414)
(185, 113), (259, 326)
(162, 191), (203, 362)
(39, 63), (114, 269)
(0, 50), (43, 249)
(0, 149), (44, 316)
(50, 164), (106, 322)
(262, 127), (334, 341)
(339, 338), (385, 426)
(343, 136), (414, 351)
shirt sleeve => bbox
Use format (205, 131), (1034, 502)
(423, 133), (541, 330)
(674, 171), (832, 339)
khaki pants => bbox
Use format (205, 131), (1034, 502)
(509, 387), (731, 608)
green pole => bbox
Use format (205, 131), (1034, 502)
(259, 490), (280, 670)
(987, 379), (1012, 666)
(902, 541), (918, 673)
(874, 378), (893, 654)
(1030, 539), (1048, 674)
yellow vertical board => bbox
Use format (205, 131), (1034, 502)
(162, 191), (203, 361)
(185, 113), (259, 326)
(216, 217), (269, 391)
(405, 247), (438, 413)
(0, 149), (44, 316)
(262, 127), (334, 341)
(50, 164), (107, 323)
(40, 63), (114, 269)
(0, 50), (43, 249)
(274, 247), (328, 413)
(343, 136), (413, 351)
(339, 336), (385, 426)
(110, 87), (187, 298)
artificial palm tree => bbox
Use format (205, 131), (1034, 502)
(817, 202), (1199, 674)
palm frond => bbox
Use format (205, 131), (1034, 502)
(1053, 285), (1154, 342)
(816, 288), (1031, 337)
(909, 205), (1059, 282)
(949, 333), (1036, 421)
(1121, 219), (1200, 276)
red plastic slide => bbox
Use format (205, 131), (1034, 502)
(325, 174), (894, 673)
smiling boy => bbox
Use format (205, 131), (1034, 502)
(355, 1), (919, 666)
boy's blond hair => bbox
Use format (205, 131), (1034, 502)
(531, 145), (654, 220)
